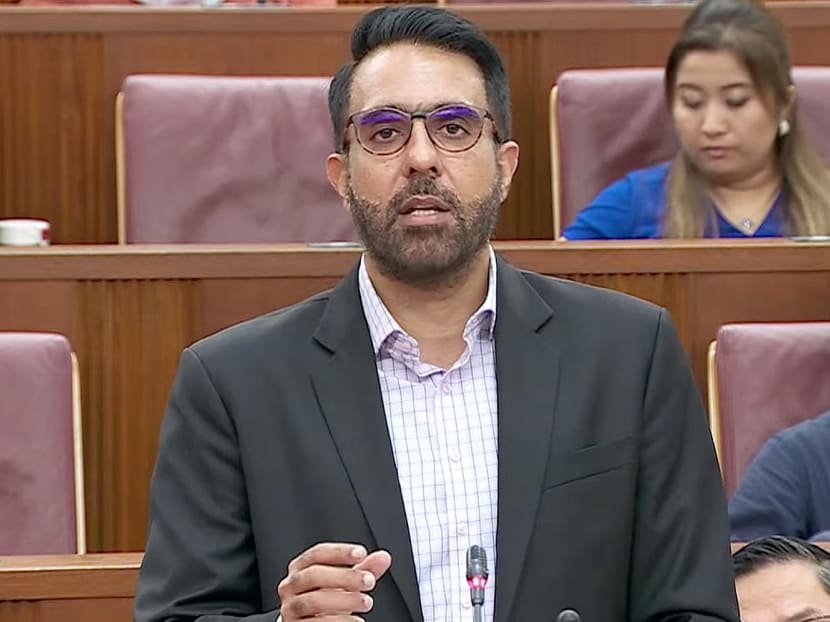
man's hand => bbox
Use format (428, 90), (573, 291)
(277, 543), (393, 621)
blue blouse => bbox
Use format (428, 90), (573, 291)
(562, 162), (786, 240)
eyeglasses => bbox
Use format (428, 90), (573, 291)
(345, 104), (499, 156)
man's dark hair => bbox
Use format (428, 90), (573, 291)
(733, 535), (830, 595)
(328, 5), (511, 151)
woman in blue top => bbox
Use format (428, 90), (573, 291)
(564, 0), (830, 240)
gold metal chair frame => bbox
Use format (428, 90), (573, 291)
(71, 351), (87, 554)
(706, 340), (724, 471)
(548, 85), (563, 239)
(115, 91), (127, 245)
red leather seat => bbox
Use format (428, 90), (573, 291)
(708, 322), (830, 497)
(118, 75), (356, 244)
(0, 332), (86, 554)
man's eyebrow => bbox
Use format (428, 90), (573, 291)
(360, 100), (474, 112)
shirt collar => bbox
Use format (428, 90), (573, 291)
(358, 247), (498, 357)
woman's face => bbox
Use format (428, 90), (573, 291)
(671, 49), (785, 186)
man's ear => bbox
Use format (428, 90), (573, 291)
(496, 140), (520, 202)
(326, 152), (349, 203)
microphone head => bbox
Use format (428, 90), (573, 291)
(556, 609), (582, 622)
(466, 544), (489, 581)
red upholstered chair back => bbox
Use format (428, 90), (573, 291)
(709, 322), (830, 498)
(551, 68), (676, 238)
(551, 67), (830, 237)
(21, 0), (132, 4)
(118, 75), (356, 244)
(790, 67), (830, 162)
(0, 332), (85, 554)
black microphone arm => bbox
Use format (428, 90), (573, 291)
(466, 545), (489, 622)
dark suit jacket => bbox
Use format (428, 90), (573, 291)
(135, 257), (739, 622)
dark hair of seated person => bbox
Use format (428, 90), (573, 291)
(663, 0), (830, 237)
(733, 535), (830, 594)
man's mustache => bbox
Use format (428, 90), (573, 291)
(387, 178), (462, 214)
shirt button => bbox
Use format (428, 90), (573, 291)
(457, 524), (467, 536)
(449, 448), (461, 463)
(462, 598), (472, 609)
(442, 382), (452, 395)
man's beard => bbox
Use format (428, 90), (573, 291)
(347, 176), (502, 289)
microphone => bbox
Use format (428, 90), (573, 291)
(556, 609), (582, 622)
(466, 545), (488, 622)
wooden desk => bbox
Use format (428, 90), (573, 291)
(1, 240), (829, 552)
(0, 553), (141, 622)
(3, 3), (830, 242)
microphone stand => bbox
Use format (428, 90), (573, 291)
(473, 603), (483, 622)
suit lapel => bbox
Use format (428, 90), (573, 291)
(309, 265), (422, 622)
(493, 258), (560, 622)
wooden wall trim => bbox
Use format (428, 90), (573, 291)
(0, 241), (827, 280)
(2, 546), (830, 603)
(0, 553), (142, 600)
(4, 3), (830, 34)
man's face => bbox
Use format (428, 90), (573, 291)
(326, 43), (519, 286)
(737, 561), (830, 622)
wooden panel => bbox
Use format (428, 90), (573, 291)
(4, 5), (830, 241)
(197, 277), (342, 337)
(76, 281), (194, 552)
(0, 553), (140, 622)
(0, 554), (141, 599)
(0, 241), (829, 551)
(0, 599), (133, 622)
(560, 273), (692, 345)
(490, 29), (546, 238)
(0, 282), (76, 337)
(0, 32), (105, 243)
(103, 31), (350, 78)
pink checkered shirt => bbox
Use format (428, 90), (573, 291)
(357, 249), (499, 622)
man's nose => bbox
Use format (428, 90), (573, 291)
(402, 119), (442, 177)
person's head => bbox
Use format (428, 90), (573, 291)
(665, 0), (793, 187)
(326, 6), (519, 288)
(662, 0), (830, 237)
(733, 536), (830, 622)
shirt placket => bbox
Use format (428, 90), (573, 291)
(435, 366), (477, 621)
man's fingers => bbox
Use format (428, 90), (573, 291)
(287, 542), (367, 574)
(281, 565), (377, 597)
(281, 588), (373, 619)
(353, 550), (392, 579)
(278, 543), (388, 621)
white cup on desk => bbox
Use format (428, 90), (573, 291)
(0, 219), (51, 246)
